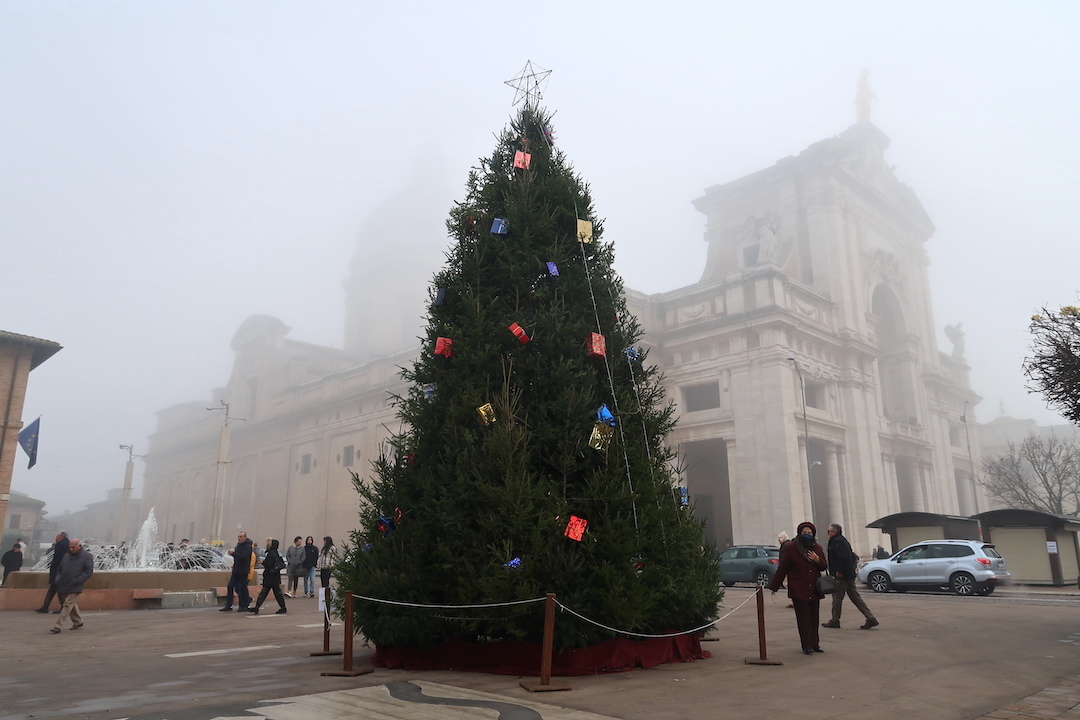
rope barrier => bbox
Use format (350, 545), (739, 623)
(553, 591), (756, 639)
(348, 588), (756, 639)
(350, 594), (547, 609)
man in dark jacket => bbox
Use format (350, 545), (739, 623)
(1, 542), (23, 585)
(50, 538), (94, 633)
(36, 532), (69, 613)
(221, 531), (253, 611)
(822, 523), (879, 630)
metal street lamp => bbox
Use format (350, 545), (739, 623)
(117, 444), (143, 545)
(788, 356), (817, 526)
(960, 401), (980, 514)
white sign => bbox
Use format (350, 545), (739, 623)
(1047, 541), (1059, 554)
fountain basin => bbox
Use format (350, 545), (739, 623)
(0, 571), (256, 611)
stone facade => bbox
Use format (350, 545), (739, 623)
(141, 120), (982, 556)
(627, 122), (983, 553)
(0, 330), (61, 537)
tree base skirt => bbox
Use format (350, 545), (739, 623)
(373, 635), (710, 676)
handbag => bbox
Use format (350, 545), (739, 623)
(817, 574), (836, 595)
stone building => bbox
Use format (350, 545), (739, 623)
(0, 330), (61, 535)
(627, 121), (983, 552)
(142, 117), (982, 555)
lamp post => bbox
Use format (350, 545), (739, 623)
(117, 444), (142, 545)
(960, 401), (979, 514)
(788, 356), (817, 526)
(206, 401), (245, 545)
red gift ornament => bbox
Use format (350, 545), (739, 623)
(564, 515), (588, 542)
(586, 332), (606, 358)
(434, 337), (454, 358)
(508, 322), (530, 345)
(514, 150), (532, 169)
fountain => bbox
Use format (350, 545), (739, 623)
(4, 509), (241, 611)
(33, 509), (233, 572)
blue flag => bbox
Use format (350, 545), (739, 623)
(18, 417), (39, 469)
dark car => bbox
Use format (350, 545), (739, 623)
(719, 545), (780, 587)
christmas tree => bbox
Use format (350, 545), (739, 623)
(341, 70), (720, 652)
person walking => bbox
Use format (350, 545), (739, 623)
(317, 536), (336, 591)
(36, 532), (70, 613)
(1, 541), (23, 585)
(249, 538), (287, 615)
(874, 544), (891, 560)
(284, 536), (304, 598)
(822, 523), (879, 630)
(769, 521), (828, 655)
(302, 536), (318, 597)
(221, 531), (254, 612)
(50, 538), (94, 634)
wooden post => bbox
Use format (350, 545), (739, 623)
(745, 585), (783, 666)
(321, 591), (373, 676)
(310, 586), (342, 657)
(520, 593), (572, 692)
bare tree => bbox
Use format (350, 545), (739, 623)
(1024, 305), (1080, 424)
(979, 432), (1080, 515)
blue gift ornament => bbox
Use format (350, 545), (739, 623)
(624, 346), (640, 362)
(377, 515), (396, 537)
(421, 383), (436, 402)
(491, 218), (509, 234)
(504, 557), (522, 569)
(434, 287), (446, 306)
(363, 543), (373, 552)
(679, 486), (689, 506)
(596, 404), (616, 426)
(546, 261), (559, 277)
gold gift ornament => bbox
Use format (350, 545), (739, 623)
(577, 218), (593, 244)
(476, 403), (496, 426)
(588, 422), (614, 451)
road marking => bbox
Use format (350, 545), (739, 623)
(296, 623), (336, 628)
(166, 645), (280, 658)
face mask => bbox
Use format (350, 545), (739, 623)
(800, 533), (813, 542)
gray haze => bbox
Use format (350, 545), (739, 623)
(3, 2), (1078, 515)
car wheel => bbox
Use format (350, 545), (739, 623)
(722, 580), (735, 587)
(976, 583), (995, 596)
(951, 572), (976, 596)
(867, 570), (891, 593)
(755, 569), (771, 587)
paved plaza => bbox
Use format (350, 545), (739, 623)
(4, 585), (1080, 720)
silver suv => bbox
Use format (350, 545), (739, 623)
(857, 539), (1011, 596)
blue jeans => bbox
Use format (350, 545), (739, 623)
(304, 567), (316, 595)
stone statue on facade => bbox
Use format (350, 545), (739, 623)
(944, 323), (965, 359)
(856, 70), (875, 123)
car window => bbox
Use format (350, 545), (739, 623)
(737, 548), (757, 559)
(981, 545), (1003, 559)
(721, 548), (739, 560)
(926, 544), (947, 559)
(898, 545), (927, 560)
(952, 546), (975, 557)
(756, 549), (768, 557)
(766, 548), (779, 558)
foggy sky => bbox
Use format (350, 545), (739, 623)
(3, 2), (1079, 516)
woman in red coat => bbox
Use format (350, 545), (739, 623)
(769, 521), (828, 654)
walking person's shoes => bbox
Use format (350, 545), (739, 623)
(860, 618), (880, 629)
(34, 607), (49, 613)
(72, 623), (83, 630)
(275, 608), (287, 614)
(219, 606), (233, 612)
(284, 592), (293, 598)
(248, 607), (259, 615)
(49, 627), (60, 634)
(822, 620), (841, 628)
(52, 610), (61, 614)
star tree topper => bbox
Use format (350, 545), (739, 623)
(505, 61), (552, 111)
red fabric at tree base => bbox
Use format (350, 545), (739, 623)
(373, 635), (710, 676)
